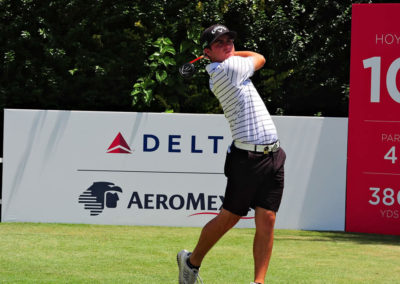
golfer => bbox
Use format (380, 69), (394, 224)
(177, 24), (286, 284)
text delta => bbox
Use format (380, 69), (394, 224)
(143, 134), (224, 153)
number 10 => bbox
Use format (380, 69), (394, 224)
(363, 57), (400, 103)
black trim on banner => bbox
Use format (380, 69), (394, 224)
(77, 169), (224, 175)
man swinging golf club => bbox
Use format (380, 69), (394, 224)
(177, 24), (286, 284)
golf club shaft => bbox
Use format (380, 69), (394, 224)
(189, 56), (204, 64)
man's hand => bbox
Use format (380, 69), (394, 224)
(234, 51), (266, 71)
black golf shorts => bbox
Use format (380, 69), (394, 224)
(222, 144), (286, 216)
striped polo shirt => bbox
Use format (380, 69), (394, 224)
(206, 56), (278, 145)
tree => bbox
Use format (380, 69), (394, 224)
(0, 0), (379, 117)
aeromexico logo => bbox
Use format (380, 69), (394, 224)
(79, 182), (122, 216)
(79, 182), (253, 219)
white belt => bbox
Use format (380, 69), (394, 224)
(234, 140), (280, 154)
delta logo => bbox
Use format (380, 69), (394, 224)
(107, 132), (132, 154)
(106, 131), (225, 155)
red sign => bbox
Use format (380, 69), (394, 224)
(347, 4), (400, 235)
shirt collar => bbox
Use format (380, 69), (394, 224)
(206, 62), (221, 75)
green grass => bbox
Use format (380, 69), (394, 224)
(0, 223), (399, 283)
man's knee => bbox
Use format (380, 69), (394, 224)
(255, 208), (276, 230)
(217, 208), (241, 229)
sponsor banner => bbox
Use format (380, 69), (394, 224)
(2, 110), (232, 227)
(2, 109), (347, 230)
(347, 4), (400, 235)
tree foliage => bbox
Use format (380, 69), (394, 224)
(1, 0), (385, 117)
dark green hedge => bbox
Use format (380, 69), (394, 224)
(1, 0), (380, 117)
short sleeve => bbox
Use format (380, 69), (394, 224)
(223, 56), (254, 86)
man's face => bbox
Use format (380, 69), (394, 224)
(204, 34), (235, 62)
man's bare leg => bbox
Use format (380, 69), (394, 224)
(189, 208), (241, 267)
(253, 207), (276, 284)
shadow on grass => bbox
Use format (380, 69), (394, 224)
(322, 231), (400, 246)
(276, 230), (400, 246)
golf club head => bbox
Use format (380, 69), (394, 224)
(179, 63), (196, 79)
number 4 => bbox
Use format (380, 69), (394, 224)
(384, 146), (397, 164)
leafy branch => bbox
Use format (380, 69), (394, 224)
(131, 37), (176, 107)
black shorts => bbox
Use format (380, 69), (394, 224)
(222, 144), (286, 216)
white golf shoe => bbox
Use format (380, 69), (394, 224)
(177, 249), (203, 284)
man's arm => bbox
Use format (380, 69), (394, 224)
(234, 51), (266, 71)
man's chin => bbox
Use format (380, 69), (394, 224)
(212, 54), (233, 62)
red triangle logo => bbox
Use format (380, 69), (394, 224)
(107, 132), (132, 154)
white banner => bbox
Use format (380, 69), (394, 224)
(2, 109), (347, 230)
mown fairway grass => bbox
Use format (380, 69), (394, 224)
(0, 223), (399, 283)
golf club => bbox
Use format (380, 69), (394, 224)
(179, 55), (204, 78)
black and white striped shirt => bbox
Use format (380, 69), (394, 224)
(206, 56), (278, 144)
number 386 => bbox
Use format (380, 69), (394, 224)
(369, 187), (400, 206)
